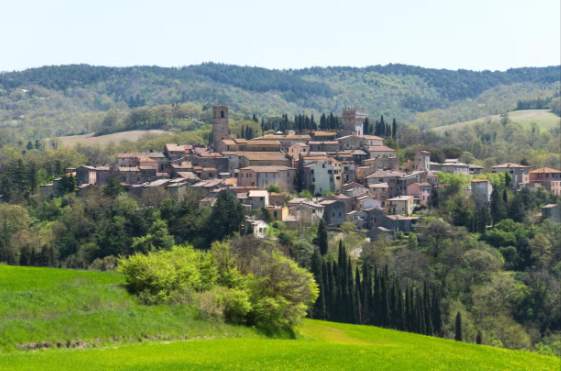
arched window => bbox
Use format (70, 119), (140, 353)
(221, 110), (225, 118)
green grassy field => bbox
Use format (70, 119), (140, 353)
(0, 265), (260, 352)
(0, 320), (558, 370)
(432, 109), (561, 134)
(56, 130), (168, 147)
(0, 265), (558, 370)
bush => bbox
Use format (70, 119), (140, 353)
(117, 245), (217, 304)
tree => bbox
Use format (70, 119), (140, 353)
(310, 248), (326, 320)
(490, 187), (505, 225)
(476, 330), (483, 345)
(455, 312), (462, 341)
(104, 177), (123, 198)
(26, 141), (33, 151)
(208, 190), (244, 243)
(261, 207), (273, 224)
(392, 119), (397, 140)
(266, 185), (280, 193)
(317, 219), (328, 256)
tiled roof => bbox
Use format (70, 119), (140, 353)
(366, 145), (397, 152)
(240, 166), (295, 173)
(223, 151), (288, 161)
(530, 167), (561, 174)
(493, 163), (530, 169)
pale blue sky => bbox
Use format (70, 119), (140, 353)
(1, 0), (559, 72)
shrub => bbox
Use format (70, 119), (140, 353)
(117, 245), (217, 304)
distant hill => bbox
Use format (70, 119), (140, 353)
(0, 265), (557, 370)
(0, 63), (559, 142)
(432, 109), (561, 134)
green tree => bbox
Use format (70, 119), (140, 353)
(104, 177), (124, 198)
(455, 312), (463, 341)
(208, 190), (244, 243)
(317, 219), (328, 256)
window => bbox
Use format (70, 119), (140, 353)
(220, 110), (225, 118)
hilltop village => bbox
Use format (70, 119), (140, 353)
(40, 105), (561, 236)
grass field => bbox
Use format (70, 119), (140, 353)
(432, 109), (561, 134)
(0, 265), (260, 352)
(0, 265), (558, 370)
(57, 130), (168, 147)
(0, 320), (558, 370)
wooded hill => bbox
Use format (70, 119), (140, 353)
(0, 63), (559, 142)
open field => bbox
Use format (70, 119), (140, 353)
(0, 319), (557, 370)
(0, 265), (260, 353)
(57, 130), (168, 147)
(0, 265), (558, 370)
(432, 109), (561, 134)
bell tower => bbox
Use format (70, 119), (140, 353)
(212, 105), (230, 150)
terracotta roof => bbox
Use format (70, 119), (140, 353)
(224, 178), (237, 186)
(387, 195), (414, 201)
(240, 166), (295, 173)
(366, 145), (396, 152)
(165, 144), (190, 152)
(223, 151), (288, 161)
(176, 172), (199, 180)
(530, 167), (561, 174)
(245, 140), (281, 146)
(309, 141), (339, 145)
(493, 163), (530, 169)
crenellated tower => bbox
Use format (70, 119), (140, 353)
(342, 107), (366, 136)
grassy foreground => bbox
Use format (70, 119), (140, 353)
(0, 320), (558, 370)
(0, 265), (558, 370)
(0, 265), (260, 352)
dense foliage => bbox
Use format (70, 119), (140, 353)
(0, 64), (558, 144)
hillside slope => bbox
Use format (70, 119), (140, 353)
(432, 109), (561, 134)
(0, 265), (558, 370)
(0, 64), (559, 141)
(0, 320), (557, 370)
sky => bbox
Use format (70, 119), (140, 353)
(0, 0), (559, 72)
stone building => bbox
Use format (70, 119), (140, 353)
(238, 166), (296, 192)
(414, 151), (431, 171)
(491, 163), (530, 189)
(529, 167), (561, 195)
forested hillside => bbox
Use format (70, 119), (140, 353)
(0, 63), (559, 144)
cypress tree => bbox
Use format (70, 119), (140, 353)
(392, 118), (397, 139)
(396, 281), (405, 331)
(363, 117), (370, 136)
(372, 268), (381, 326)
(423, 283), (434, 336)
(355, 266), (362, 324)
(361, 261), (370, 325)
(382, 266), (391, 328)
(310, 249), (326, 319)
(476, 331), (482, 345)
(390, 280), (397, 328)
(317, 220), (328, 255)
(455, 312), (463, 341)
(404, 286), (410, 332)
(327, 262), (335, 321)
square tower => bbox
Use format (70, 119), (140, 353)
(212, 105), (230, 150)
(415, 150), (431, 171)
(342, 107), (366, 136)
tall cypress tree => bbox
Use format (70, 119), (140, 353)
(317, 220), (328, 255)
(355, 266), (362, 324)
(392, 118), (397, 139)
(455, 312), (463, 341)
(310, 249), (326, 320)
(361, 261), (370, 325)
(382, 265), (391, 328)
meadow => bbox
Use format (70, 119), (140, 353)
(0, 265), (558, 370)
(57, 130), (168, 147)
(0, 265), (260, 352)
(432, 109), (561, 134)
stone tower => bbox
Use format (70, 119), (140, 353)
(415, 150), (431, 171)
(342, 107), (366, 136)
(212, 105), (230, 150)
